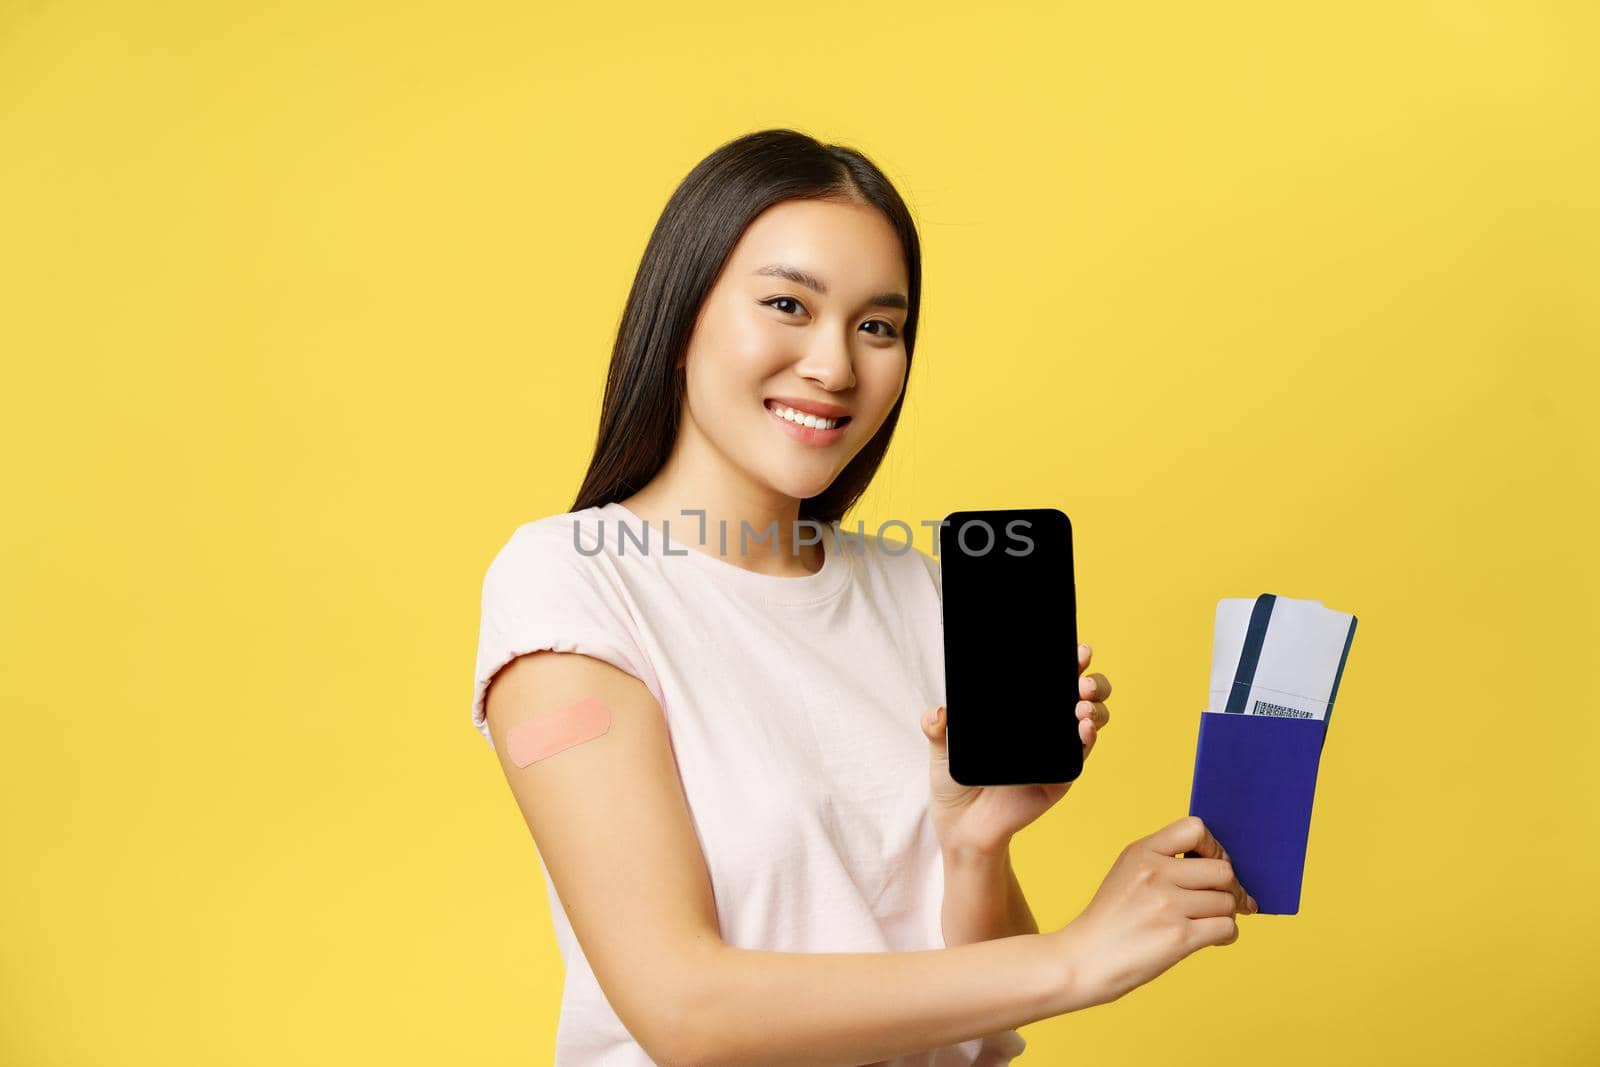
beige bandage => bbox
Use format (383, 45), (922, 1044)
(505, 695), (613, 767)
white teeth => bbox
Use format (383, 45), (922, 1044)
(771, 404), (840, 430)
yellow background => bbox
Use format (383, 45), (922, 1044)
(4, 1), (1596, 1063)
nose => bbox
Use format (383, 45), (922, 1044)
(793, 328), (857, 392)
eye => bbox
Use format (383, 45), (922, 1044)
(762, 296), (805, 316)
(762, 298), (900, 340)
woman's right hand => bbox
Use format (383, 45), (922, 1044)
(1045, 815), (1256, 1010)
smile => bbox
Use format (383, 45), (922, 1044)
(764, 399), (850, 443)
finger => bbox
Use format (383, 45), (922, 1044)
(1179, 888), (1241, 919)
(1170, 857), (1235, 892)
(1171, 856), (1253, 913)
(1077, 643), (1092, 674)
(1181, 840), (1232, 865)
(1078, 672), (1112, 702)
(1079, 716), (1096, 750)
(1076, 700), (1109, 729)
(1189, 915), (1240, 949)
(1232, 875), (1257, 915)
(1146, 815), (1224, 859)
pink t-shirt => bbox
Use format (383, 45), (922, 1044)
(471, 500), (1028, 1065)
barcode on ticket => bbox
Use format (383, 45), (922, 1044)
(1252, 699), (1316, 719)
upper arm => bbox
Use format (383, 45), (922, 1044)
(483, 647), (723, 1062)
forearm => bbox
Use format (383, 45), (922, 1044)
(941, 842), (1039, 947)
(671, 931), (1073, 1067)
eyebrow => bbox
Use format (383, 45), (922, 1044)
(753, 263), (909, 311)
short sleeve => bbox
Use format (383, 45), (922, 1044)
(470, 520), (659, 751)
(912, 544), (943, 604)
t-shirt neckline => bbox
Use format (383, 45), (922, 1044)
(600, 500), (851, 604)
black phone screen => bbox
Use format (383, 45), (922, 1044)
(938, 508), (1081, 786)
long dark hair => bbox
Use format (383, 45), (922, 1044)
(570, 128), (922, 527)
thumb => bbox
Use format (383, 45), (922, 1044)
(922, 705), (948, 752)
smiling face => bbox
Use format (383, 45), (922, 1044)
(676, 197), (911, 504)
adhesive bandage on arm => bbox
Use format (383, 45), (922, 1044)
(504, 695), (613, 767)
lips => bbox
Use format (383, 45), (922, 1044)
(764, 398), (849, 443)
(764, 396), (852, 422)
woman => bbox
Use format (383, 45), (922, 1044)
(471, 128), (1254, 1066)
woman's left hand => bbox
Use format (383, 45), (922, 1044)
(923, 643), (1112, 857)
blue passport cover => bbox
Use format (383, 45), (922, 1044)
(1187, 593), (1357, 914)
(1188, 712), (1325, 914)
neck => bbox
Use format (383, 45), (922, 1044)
(615, 427), (827, 578)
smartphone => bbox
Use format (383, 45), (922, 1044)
(938, 508), (1081, 786)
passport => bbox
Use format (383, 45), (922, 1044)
(1188, 593), (1358, 913)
